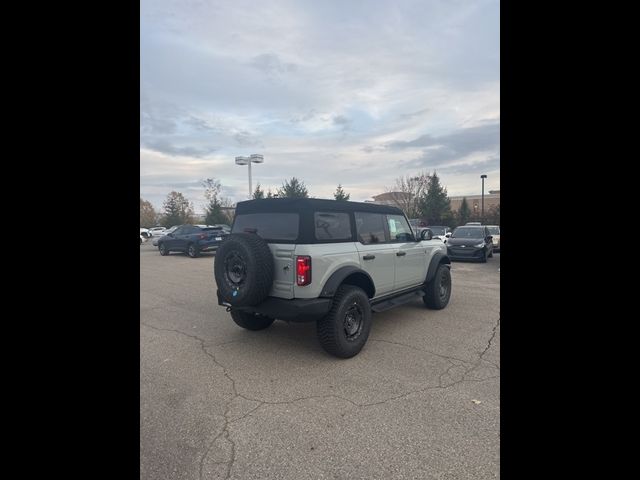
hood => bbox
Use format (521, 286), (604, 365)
(447, 237), (486, 247)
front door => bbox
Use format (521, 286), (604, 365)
(386, 214), (428, 290)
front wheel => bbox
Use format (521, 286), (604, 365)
(159, 243), (168, 256)
(423, 264), (452, 310)
(317, 285), (372, 358)
(230, 310), (275, 330)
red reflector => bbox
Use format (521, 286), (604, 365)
(296, 256), (311, 286)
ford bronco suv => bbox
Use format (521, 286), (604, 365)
(214, 198), (452, 358)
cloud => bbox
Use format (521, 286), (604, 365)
(140, 0), (500, 204)
(250, 53), (298, 76)
(387, 122), (500, 168)
(141, 138), (219, 158)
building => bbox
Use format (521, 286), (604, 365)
(449, 191), (500, 214)
(367, 190), (500, 218)
(370, 192), (413, 207)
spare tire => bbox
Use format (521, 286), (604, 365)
(214, 233), (274, 307)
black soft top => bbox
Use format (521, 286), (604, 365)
(235, 198), (404, 215)
(233, 198), (407, 244)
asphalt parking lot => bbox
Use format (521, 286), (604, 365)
(140, 240), (500, 480)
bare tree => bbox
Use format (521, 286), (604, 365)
(385, 172), (430, 218)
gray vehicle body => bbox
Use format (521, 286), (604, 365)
(223, 198), (450, 320)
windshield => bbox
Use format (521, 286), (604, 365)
(487, 226), (500, 234)
(429, 226), (446, 235)
(452, 227), (484, 238)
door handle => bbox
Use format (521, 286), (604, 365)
(363, 254), (375, 260)
(396, 251), (406, 256)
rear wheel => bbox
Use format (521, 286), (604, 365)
(423, 264), (452, 310)
(187, 243), (199, 258)
(230, 310), (275, 330)
(159, 243), (168, 256)
(317, 285), (372, 358)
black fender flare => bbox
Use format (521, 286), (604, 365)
(425, 252), (451, 283)
(320, 266), (376, 298)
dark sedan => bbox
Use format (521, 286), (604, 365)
(446, 226), (494, 262)
(157, 225), (229, 258)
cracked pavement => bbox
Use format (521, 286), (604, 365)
(140, 243), (500, 479)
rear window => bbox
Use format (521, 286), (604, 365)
(232, 213), (299, 241)
(314, 212), (352, 241)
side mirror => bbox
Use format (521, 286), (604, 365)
(420, 229), (433, 241)
(487, 235), (493, 241)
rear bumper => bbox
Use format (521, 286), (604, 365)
(217, 290), (331, 322)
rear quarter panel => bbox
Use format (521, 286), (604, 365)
(292, 243), (360, 299)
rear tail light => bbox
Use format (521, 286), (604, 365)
(296, 256), (311, 286)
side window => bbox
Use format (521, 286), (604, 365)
(314, 212), (352, 241)
(387, 214), (414, 242)
(355, 212), (387, 244)
(173, 227), (183, 235)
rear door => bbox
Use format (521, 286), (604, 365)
(354, 212), (396, 297)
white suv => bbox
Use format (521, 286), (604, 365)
(214, 198), (452, 358)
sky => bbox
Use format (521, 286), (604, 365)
(140, 0), (500, 212)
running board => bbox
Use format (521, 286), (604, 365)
(371, 289), (424, 313)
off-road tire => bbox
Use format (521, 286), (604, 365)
(423, 264), (452, 310)
(214, 233), (274, 307)
(230, 310), (275, 331)
(317, 285), (372, 358)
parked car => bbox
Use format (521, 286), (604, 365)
(152, 226), (178, 246)
(149, 226), (167, 237)
(212, 224), (231, 233)
(140, 228), (151, 244)
(447, 225), (494, 262)
(214, 198), (452, 358)
(427, 226), (452, 243)
(465, 222), (482, 225)
(486, 225), (500, 252)
(157, 225), (229, 257)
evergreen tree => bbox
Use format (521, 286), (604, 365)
(277, 177), (309, 198)
(253, 183), (265, 199)
(162, 191), (194, 227)
(333, 184), (350, 201)
(457, 197), (471, 225)
(201, 178), (232, 224)
(418, 171), (451, 225)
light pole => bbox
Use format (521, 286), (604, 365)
(235, 154), (264, 198)
(480, 174), (487, 223)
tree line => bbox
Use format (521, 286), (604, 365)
(140, 174), (499, 228)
